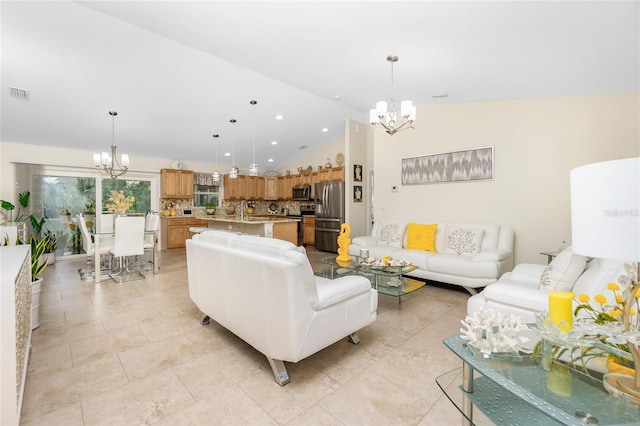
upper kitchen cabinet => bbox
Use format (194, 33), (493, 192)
(264, 177), (278, 200)
(223, 174), (247, 199)
(161, 169), (194, 199)
(317, 167), (344, 182)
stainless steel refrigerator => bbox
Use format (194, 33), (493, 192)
(314, 181), (345, 252)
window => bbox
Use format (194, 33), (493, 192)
(193, 172), (220, 207)
(194, 184), (219, 207)
(21, 163), (158, 258)
(102, 179), (151, 214)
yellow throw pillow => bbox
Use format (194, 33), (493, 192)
(405, 223), (437, 252)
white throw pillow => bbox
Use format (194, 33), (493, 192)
(445, 227), (484, 255)
(378, 223), (406, 248)
(539, 246), (587, 292)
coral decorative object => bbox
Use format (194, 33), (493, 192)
(336, 223), (352, 263)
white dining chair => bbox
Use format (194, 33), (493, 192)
(109, 216), (146, 283)
(142, 212), (160, 271)
(77, 213), (113, 280)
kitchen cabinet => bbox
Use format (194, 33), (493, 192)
(318, 167), (344, 182)
(310, 172), (318, 198)
(223, 174), (247, 199)
(264, 177), (278, 200)
(162, 217), (207, 249)
(161, 169), (194, 199)
(277, 176), (287, 200)
(303, 216), (315, 246)
(245, 176), (264, 200)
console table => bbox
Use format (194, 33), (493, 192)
(438, 334), (640, 425)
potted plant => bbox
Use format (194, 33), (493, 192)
(205, 202), (216, 215)
(30, 234), (48, 330)
(42, 230), (59, 265)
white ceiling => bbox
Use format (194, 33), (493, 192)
(2, 1), (638, 172)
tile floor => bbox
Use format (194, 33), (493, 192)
(20, 248), (478, 425)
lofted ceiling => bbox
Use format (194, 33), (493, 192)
(1, 1), (638, 172)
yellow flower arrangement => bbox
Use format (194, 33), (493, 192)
(105, 190), (135, 213)
(575, 282), (639, 332)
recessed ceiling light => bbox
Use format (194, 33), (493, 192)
(321, 128), (329, 133)
(268, 158), (274, 163)
(299, 145), (307, 150)
(224, 152), (231, 157)
(432, 93), (449, 98)
(333, 94), (341, 100)
(271, 140), (278, 145)
(275, 114), (283, 120)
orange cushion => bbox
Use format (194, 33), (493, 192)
(405, 223), (437, 252)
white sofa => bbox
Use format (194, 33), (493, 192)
(186, 230), (378, 385)
(348, 220), (514, 294)
(467, 257), (627, 323)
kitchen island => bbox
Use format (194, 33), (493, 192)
(199, 215), (300, 246)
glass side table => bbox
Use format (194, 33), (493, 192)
(439, 333), (640, 425)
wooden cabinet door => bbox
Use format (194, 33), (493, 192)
(264, 177), (277, 200)
(161, 169), (180, 198)
(167, 226), (187, 248)
(330, 167), (345, 182)
(245, 176), (258, 200)
(303, 216), (315, 245)
(310, 173), (318, 198)
(223, 175), (240, 199)
(180, 171), (194, 198)
(285, 176), (295, 199)
(318, 168), (330, 182)
(277, 177), (286, 200)
(256, 177), (265, 200)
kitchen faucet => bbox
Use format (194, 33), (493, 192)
(240, 200), (247, 221)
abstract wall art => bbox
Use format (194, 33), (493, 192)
(401, 146), (494, 185)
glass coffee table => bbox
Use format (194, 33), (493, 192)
(319, 256), (424, 301)
(438, 333), (640, 425)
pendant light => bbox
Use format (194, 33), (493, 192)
(369, 55), (416, 136)
(211, 134), (221, 185)
(228, 119), (239, 178)
(249, 100), (259, 176)
(93, 111), (130, 179)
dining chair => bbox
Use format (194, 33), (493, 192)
(142, 212), (160, 271)
(77, 213), (113, 280)
(109, 216), (146, 283)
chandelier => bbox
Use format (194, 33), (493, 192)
(249, 99), (259, 176)
(369, 55), (416, 136)
(93, 111), (129, 179)
(211, 134), (221, 185)
(228, 119), (239, 179)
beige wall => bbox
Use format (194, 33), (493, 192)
(373, 93), (639, 265)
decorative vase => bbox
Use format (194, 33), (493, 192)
(170, 208), (177, 216)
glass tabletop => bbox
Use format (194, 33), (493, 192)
(320, 255), (418, 276)
(442, 333), (640, 425)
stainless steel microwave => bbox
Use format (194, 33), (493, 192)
(292, 185), (311, 200)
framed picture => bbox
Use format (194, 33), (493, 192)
(401, 146), (494, 185)
(353, 185), (363, 203)
(353, 164), (363, 182)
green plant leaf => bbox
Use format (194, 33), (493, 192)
(18, 191), (30, 208)
(1, 200), (15, 211)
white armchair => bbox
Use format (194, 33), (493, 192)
(186, 230), (378, 385)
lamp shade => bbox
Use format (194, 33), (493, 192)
(570, 157), (639, 261)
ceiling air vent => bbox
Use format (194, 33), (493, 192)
(8, 86), (29, 100)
